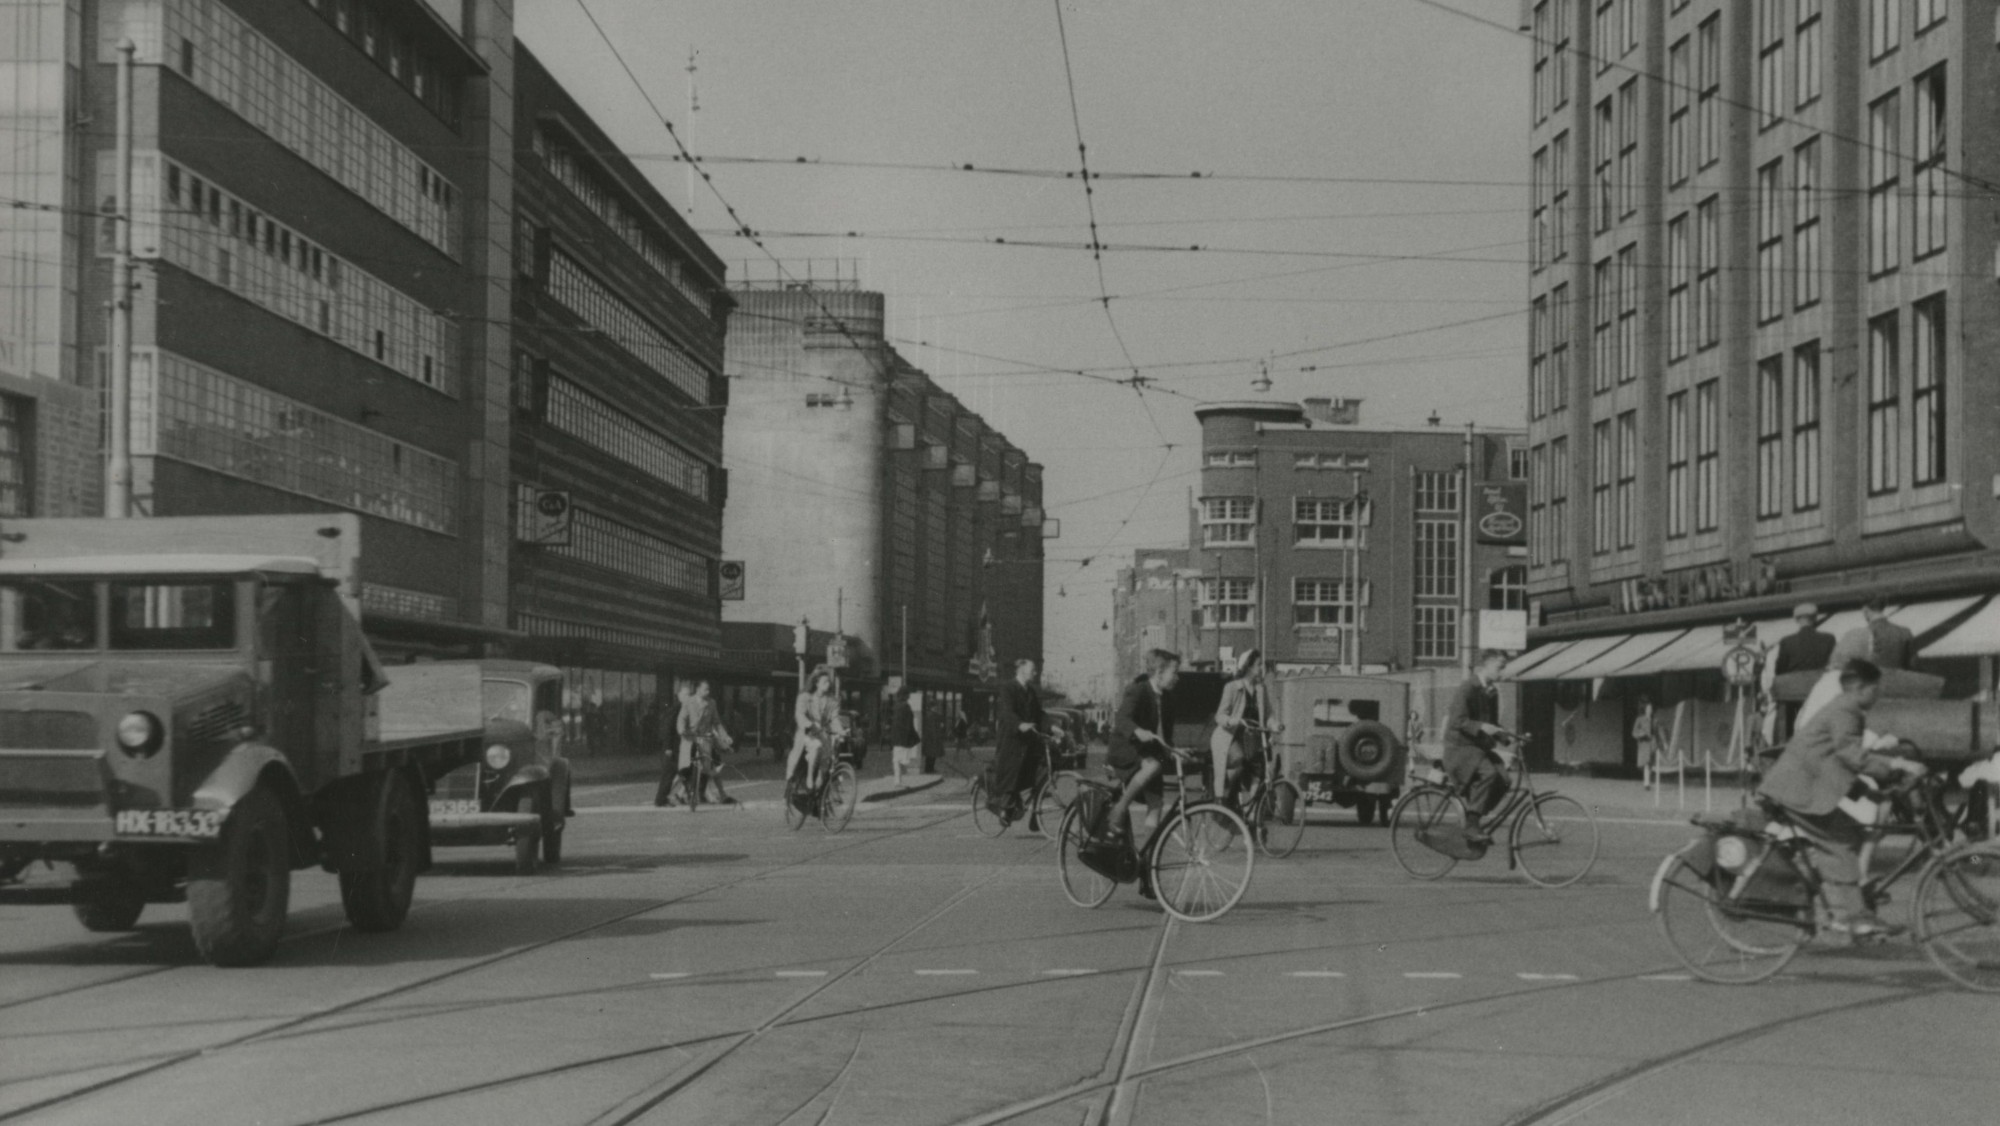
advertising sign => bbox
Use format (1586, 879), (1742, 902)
(1475, 482), (1528, 545)
(719, 560), (745, 601)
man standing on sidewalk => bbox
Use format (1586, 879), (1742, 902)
(885, 675), (923, 789)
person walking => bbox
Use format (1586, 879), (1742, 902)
(989, 659), (1046, 819)
(654, 680), (694, 808)
(885, 675), (922, 788)
(677, 680), (736, 808)
(1634, 695), (1663, 789)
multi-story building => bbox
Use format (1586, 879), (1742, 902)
(1519, 0), (2000, 773)
(1112, 547), (1202, 687)
(719, 278), (1047, 747)
(1184, 398), (1527, 676)
(509, 46), (731, 754)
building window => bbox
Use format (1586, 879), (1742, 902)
(1201, 578), (1255, 628)
(1666, 390), (1689, 539)
(1510, 446), (1530, 480)
(1594, 0), (1614, 74)
(1793, 137), (1821, 309)
(1593, 97), (1614, 234)
(1617, 80), (1638, 219)
(1550, 436), (1569, 561)
(1295, 497), (1366, 546)
(1757, 0), (1784, 130)
(1592, 257), (1614, 392)
(1868, 313), (1900, 494)
(1205, 450), (1256, 467)
(1489, 565), (1528, 611)
(1697, 15), (1721, 169)
(1533, 1), (1551, 123)
(1550, 283), (1570, 412)
(0, 396), (27, 517)
(1415, 470), (1461, 513)
(1592, 420), (1613, 554)
(1914, 0), (1945, 33)
(526, 499), (710, 596)
(1913, 67), (1946, 261)
(1201, 497), (1255, 545)
(1870, 0), (1899, 60)
(547, 250), (714, 404)
(1667, 36), (1690, 186)
(1530, 444), (1549, 566)
(1757, 160), (1784, 324)
(1616, 411), (1636, 549)
(1295, 578), (1361, 626)
(1696, 196), (1719, 349)
(534, 126), (711, 311)
(1552, 0), (1571, 109)
(1530, 296), (1549, 419)
(1757, 356), (1784, 518)
(1694, 380), (1719, 532)
(1912, 295), (1946, 486)
(1795, 0), (1822, 108)
(545, 376), (713, 501)
(1414, 605), (1458, 662)
(1551, 131), (1570, 263)
(1869, 92), (1900, 276)
(1617, 243), (1637, 384)
(1792, 341), (1821, 511)
(1667, 213), (1689, 362)
(1532, 146), (1549, 272)
(1415, 519), (1460, 598)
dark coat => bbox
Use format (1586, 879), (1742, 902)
(1868, 618), (1915, 670)
(1440, 675), (1500, 776)
(1760, 694), (1893, 815)
(995, 679), (1045, 756)
(1109, 676), (1170, 768)
(1773, 627), (1836, 676)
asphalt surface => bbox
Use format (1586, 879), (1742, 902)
(1, 766), (1993, 1126)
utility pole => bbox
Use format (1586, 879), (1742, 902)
(106, 40), (136, 519)
(1461, 421), (1476, 673)
(683, 47), (699, 220)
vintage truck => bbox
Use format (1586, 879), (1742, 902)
(411, 660), (570, 873)
(0, 515), (484, 966)
(1269, 671), (1408, 825)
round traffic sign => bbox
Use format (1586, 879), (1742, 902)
(1721, 645), (1759, 686)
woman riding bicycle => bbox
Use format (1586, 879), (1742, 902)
(786, 668), (840, 791)
(1212, 648), (1282, 810)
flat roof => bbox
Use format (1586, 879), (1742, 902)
(0, 555), (322, 577)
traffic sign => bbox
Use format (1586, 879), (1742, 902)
(1721, 645), (1760, 686)
(827, 637), (849, 669)
(719, 560), (745, 600)
(524, 489), (571, 545)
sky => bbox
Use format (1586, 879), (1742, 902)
(516, 0), (1532, 701)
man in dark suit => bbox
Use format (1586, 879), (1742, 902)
(1864, 599), (1915, 670)
(989, 658), (1046, 819)
(1443, 650), (1512, 843)
(1759, 658), (1925, 936)
(1772, 603), (1835, 677)
(1102, 649), (1183, 871)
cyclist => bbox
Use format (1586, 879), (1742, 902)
(990, 658), (1047, 820)
(1211, 648), (1282, 810)
(1443, 649), (1514, 845)
(786, 667), (840, 795)
(1758, 658), (1926, 937)
(1099, 648), (1184, 897)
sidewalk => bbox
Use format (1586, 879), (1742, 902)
(567, 744), (996, 806)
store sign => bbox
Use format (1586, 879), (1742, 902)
(1294, 625), (1341, 660)
(524, 489), (571, 546)
(1478, 610), (1528, 652)
(1474, 483), (1527, 545)
(1617, 560), (1785, 614)
(719, 560), (745, 601)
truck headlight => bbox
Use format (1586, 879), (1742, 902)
(117, 711), (164, 756)
(484, 743), (512, 770)
(1715, 836), (1750, 872)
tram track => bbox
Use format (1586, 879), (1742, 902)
(0, 804), (973, 1124)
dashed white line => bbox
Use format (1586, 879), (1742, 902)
(1287, 971), (1346, 978)
(915, 969), (979, 976)
(647, 972), (691, 980)
(776, 970), (828, 978)
(1172, 969), (1224, 977)
(1041, 969), (1097, 977)
(1404, 972), (1463, 980)
(1516, 973), (1580, 981)
(1639, 973), (1693, 982)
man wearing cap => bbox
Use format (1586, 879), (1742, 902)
(1773, 604), (1835, 677)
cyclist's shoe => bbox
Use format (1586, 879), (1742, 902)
(1463, 821), (1494, 846)
(1828, 914), (1903, 939)
(1136, 877), (1157, 901)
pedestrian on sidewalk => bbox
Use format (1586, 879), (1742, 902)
(1634, 696), (1663, 789)
(655, 680), (693, 808)
(885, 675), (922, 789)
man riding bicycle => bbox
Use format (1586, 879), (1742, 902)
(990, 658), (1048, 820)
(1443, 649), (1514, 845)
(1099, 649), (1186, 898)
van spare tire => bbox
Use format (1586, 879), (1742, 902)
(1336, 722), (1399, 783)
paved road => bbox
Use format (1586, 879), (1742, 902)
(1, 777), (1992, 1126)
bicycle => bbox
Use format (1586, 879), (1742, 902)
(1652, 764), (2000, 990)
(1227, 720), (1307, 859)
(971, 732), (1069, 840)
(782, 735), (858, 833)
(1054, 747), (1255, 923)
(1387, 734), (1601, 887)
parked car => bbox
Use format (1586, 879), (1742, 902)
(410, 661), (570, 873)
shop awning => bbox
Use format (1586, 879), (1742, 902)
(1911, 597), (2000, 658)
(1510, 634), (1632, 681)
(1501, 641), (1574, 679)
(1558, 629), (1691, 679)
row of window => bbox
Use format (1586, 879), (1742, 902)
(1755, 0), (1823, 132)
(1871, 0), (1948, 63)
(1868, 69), (1949, 278)
(361, 582), (457, 622)
(101, 0), (459, 256)
(517, 613), (712, 662)
(1529, 0), (1572, 125)
(1203, 450), (1377, 472)
(1199, 497), (1376, 548)
(299, 0), (463, 126)
(531, 126), (713, 314)
(141, 154), (455, 394)
(1665, 15), (1722, 189)
(133, 348), (459, 534)
(546, 250), (714, 404)
(544, 375), (712, 501)
(523, 494), (710, 597)
(1194, 577), (1484, 663)
(1867, 298), (1949, 496)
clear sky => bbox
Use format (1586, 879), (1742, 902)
(517, 0), (1532, 701)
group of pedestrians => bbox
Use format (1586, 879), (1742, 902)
(652, 680), (736, 809)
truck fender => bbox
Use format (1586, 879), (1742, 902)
(192, 745), (315, 865)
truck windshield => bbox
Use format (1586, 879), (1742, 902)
(108, 582), (238, 651)
(483, 680), (533, 725)
(0, 581), (98, 651)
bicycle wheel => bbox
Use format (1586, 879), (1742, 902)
(1149, 804), (1254, 923)
(1511, 793), (1601, 888)
(1651, 850), (1805, 984)
(1257, 780), (1308, 859)
(1032, 776), (1062, 841)
(782, 773), (808, 831)
(1388, 788), (1467, 880)
(1913, 842), (2000, 992)
(1048, 770), (1082, 812)
(820, 763), (858, 833)
(970, 778), (1006, 837)
(1056, 804), (1116, 908)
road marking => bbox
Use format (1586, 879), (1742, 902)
(1172, 969), (1224, 977)
(1288, 971), (1346, 978)
(647, 972), (691, 980)
(776, 970), (828, 978)
(1639, 973), (1693, 982)
(1042, 969), (1097, 977)
(915, 969), (979, 976)
(1516, 973), (1580, 981)
(1404, 972), (1462, 980)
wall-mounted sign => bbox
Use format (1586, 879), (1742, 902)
(719, 560), (745, 601)
(1475, 483), (1527, 545)
(524, 489), (571, 546)
(1478, 609), (1528, 652)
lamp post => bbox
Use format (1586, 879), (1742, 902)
(1346, 469), (1369, 673)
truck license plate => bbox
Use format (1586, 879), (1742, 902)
(114, 809), (223, 839)
(430, 799), (479, 817)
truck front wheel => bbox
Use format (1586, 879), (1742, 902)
(188, 787), (291, 966)
(339, 773), (421, 933)
(72, 869), (146, 932)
